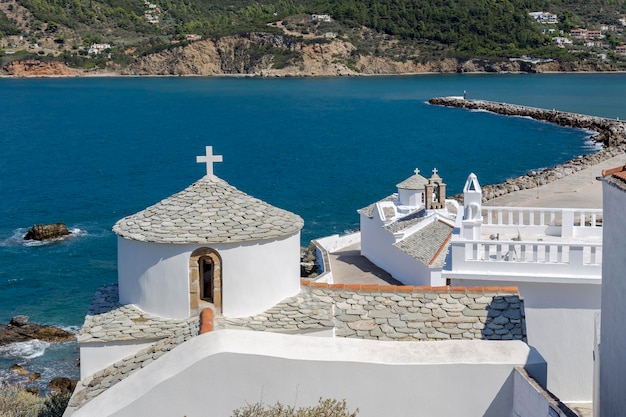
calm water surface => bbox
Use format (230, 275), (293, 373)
(0, 73), (624, 386)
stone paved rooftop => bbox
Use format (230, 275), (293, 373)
(113, 175), (303, 244)
(357, 194), (395, 218)
(384, 208), (427, 233)
(78, 285), (198, 344)
(394, 220), (453, 267)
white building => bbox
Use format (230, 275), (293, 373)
(529, 11), (558, 24)
(68, 158), (587, 417)
(598, 164), (626, 417)
(113, 146), (303, 319)
(311, 14), (331, 22)
(77, 146), (303, 378)
(88, 43), (111, 55)
(358, 168), (456, 286)
(444, 173), (602, 403)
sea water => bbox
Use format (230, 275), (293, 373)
(0, 73), (624, 390)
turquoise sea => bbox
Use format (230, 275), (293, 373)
(0, 73), (624, 390)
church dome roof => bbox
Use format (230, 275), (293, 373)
(396, 172), (428, 190)
(113, 176), (304, 244)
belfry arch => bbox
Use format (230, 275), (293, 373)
(189, 248), (222, 314)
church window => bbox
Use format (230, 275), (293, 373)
(199, 256), (214, 302)
(189, 248), (222, 313)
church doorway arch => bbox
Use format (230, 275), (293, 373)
(189, 248), (222, 314)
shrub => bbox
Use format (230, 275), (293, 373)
(0, 384), (44, 417)
(231, 398), (358, 417)
(38, 392), (72, 417)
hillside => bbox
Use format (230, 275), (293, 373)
(0, 0), (625, 76)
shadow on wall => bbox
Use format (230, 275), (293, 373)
(481, 295), (527, 343)
(483, 354), (549, 417)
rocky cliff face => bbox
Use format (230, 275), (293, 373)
(122, 33), (566, 77)
(4, 60), (80, 77)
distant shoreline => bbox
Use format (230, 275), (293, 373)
(2, 68), (626, 79)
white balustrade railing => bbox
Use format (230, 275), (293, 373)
(482, 207), (602, 238)
(447, 238), (602, 280)
(459, 240), (602, 265)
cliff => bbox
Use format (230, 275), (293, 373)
(121, 33), (566, 77)
(4, 60), (80, 77)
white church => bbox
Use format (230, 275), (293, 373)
(358, 168), (456, 287)
(66, 147), (620, 417)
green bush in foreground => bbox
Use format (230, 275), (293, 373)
(232, 398), (359, 417)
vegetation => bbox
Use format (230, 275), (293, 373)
(0, 384), (44, 417)
(0, 384), (72, 417)
(0, 0), (625, 70)
(0, 10), (19, 36)
(231, 398), (359, 417)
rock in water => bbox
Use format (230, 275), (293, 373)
(0, 320), (75, 345)
(49, 377), (77, 394)
(10, 315), (29, 326)
(24, 223), (70, 241)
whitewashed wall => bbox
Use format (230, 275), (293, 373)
(450, 279), (599, 402)
(599, 180), (626, 416)
(70, 331), (545, 417)
(79, 340), (156, 380)
(360, 214), (443, 286)
(511, 367), (568, 417)
(117, 232), (301, 319)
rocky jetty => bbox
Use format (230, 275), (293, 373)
(24, 223), (70, 241)
(0, 316), (75, 345)
(428, 97), (626, 202)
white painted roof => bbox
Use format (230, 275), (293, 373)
(113, 176), (303, 244)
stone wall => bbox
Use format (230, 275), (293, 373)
(218, 281), (526, 342)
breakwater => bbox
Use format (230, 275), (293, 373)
(429, 97), (626, 202)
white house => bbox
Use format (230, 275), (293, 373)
(529, 11), (558, 24)
(598, 164), (626, 417)
(88, 43), (111, 55)
(444, 173), (602, 403)
(358, 168), (456, 286)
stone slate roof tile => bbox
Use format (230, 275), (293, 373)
(396, 172), (428, 190)
(394, 220), (452, 267)
(357, 194), (396, 218)
(113, 176), (303, 244)
(78, 285), (198, 344)
(385, 209), (427, 233)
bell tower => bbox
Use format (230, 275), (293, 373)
(462, 173), (483, 240)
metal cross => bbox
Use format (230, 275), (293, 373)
(196, 146), (223, 178)
(414, 168), (420, 176)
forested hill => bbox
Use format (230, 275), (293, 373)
(1, 0), (625, 74)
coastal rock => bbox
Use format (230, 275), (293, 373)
(9, 364), (29, 376)
(10, 315), (29, 326)
(49, 377), (77, 394)
(4, 60), (80, 78)
(0, 321), (75, 345)
(24, 223), (70, 241)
